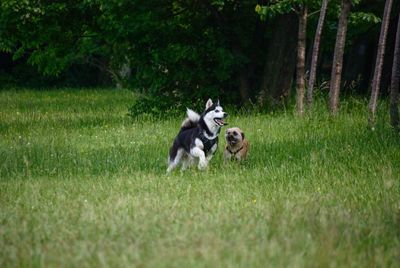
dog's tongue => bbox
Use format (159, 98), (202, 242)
(216, 119), (227, 126)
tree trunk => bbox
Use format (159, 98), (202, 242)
(307, 0), (329, 108)
(238, 70), (251, 103)
(259, 13), (298, 107)
(296, 5), (308, 115)
(390, 12), (400, 129)
(116, 56), (131, 89)
(329, 0), (351, 115)
(368, 0), (393, 126)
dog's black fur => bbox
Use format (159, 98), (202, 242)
(170, 103), (219, 158)
(167, 99), (228, 172)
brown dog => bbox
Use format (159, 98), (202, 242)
(224, 127), (249, 162)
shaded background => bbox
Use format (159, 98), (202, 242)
(1, 0), (399, 108)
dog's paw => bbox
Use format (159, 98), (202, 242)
(198, 160), (208, 170)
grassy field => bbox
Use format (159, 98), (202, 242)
(0, 89), (399, 267)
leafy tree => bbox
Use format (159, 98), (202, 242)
(0, 0), (92, 75)
(0, 0), (389, 114)
(256, 0), (315, 108)
(256, 0), (379, 113)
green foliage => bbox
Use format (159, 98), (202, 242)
(0, 0), (263, 104)
(0, 0), (392, 111)
(255, 0), (294, 20)
(0, 0), (87, 75)
(349, 11), (381, 30)
(127, 94), (196, 118)
(255, 0), (327, 20)
(350, 11), (381, 24)
(127, 92), (231, 119)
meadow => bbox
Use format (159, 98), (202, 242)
(0, 89), (399, 267)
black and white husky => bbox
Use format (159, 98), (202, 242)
(167, 99), (228, 172)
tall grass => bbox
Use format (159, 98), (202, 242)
(0, 89), (399, 267)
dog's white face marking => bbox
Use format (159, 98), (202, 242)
(204, 105), (227, 128)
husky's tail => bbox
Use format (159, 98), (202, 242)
(180, 108), (200, 131)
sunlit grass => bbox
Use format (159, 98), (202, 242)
(0, 89), (399, 267)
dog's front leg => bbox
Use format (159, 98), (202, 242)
(191, 147), (208, 170)
(223, 150), (232, 164)
(206, 143), (218, 162)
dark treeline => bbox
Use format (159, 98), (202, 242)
(0, 0), (399, 111)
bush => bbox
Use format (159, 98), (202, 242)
(128, 94), (208, 118)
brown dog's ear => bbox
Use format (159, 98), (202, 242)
(241, 132), (245, 140)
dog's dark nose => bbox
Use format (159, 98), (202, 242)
(223, 112), (228, 118)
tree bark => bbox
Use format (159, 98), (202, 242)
(368, 0), (393, 126)
(329, 0), (351, 115)
(296, 5), (308, 115)
(239, 70), (251, 102)
(116, 56), (131, 89)
(307, 0), (329, 108)
(259, 13), (298, 107)
(390, 12), (400, 129)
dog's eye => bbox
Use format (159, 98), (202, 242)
(215, 109), (220, 113)
(233, 131), (238, 136)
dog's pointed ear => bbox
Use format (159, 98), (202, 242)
(217, 99), (220, 106)
(206, 99), (213, 109)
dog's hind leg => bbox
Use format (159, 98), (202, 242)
(167, 148), (184, 173)
(181, 155), (194, 171)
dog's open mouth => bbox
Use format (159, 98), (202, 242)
(227, 136), (237, 145)
(214, 118), (226, 126)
